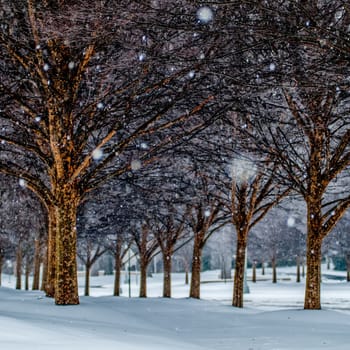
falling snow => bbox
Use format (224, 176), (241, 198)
(287, 217), (295, 227)
(139, 53), (146, 61)
(92, 148), (103, 160)
(188, 71), (195, 79)
(196, 6), (214, 24)
(131, 159), (142, 170)
(269, 63), (276, 71)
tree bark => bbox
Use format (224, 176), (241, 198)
(272, 256), (277, 284)
(54, 186), (79, 305)
(189, 236), (203, 299)
(296, 255), (301, 283)
(252, 261), (256, 283)
(32, 239), (41, 290)
(114, 247), (123, 296)
(114, 258), (122, 296)
(25, 256), (31, 291)
(84, 263), (90, 297)
(163, 253), (172, 298)
(139, 257), (148, 298)
(45, 206), (57, 297)
(16, 243), (22, 290)
(232, 237), (247, 308)
(304, 234), (322, 309)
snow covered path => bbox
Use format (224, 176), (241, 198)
(1, 283), (350, 350)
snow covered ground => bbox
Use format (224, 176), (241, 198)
(1, 266), (350, 349)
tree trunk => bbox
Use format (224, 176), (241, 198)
(54, 186), (79, 305)
(296, 255), (301, 283)
(302, 261), (305, 278)
(25, 256), (31, 291)
(272, 256), (277, 283)
(139, 257), (148, 298)
(45, 206), (57, 297)
(16, 243), (22, 290)
(232, 237), (247, 308)
(114, 250), (122, 297)
(304, 234), (322, 309)
(261, 260), (265, 275)
(163, 253), (172, 298)
(84, 263), (90, 296)
(185, 269), (189, 285)
(32, 239), (41, 290)
(346, 255), (350, 282)
(220, 257), (231, 280)
(189, 236), (203, 299)
(252, 261), (256, 283)
(41, 253), (47, 291)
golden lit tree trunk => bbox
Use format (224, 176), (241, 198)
(304, 233), (322, 309)
(54, 185), (80, 305)
(304, 188), (324, 309)
(189, 236), (203, 299)
(45, 206), (57, 297)
(232, 236), (247, 308)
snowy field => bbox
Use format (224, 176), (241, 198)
(1, 266), (350, 349)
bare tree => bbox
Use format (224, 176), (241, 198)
(0, 1), (217, 304)
(153, 205), (188, 298)
(133, 221), (159, 298)
(224, 0), (350, 310)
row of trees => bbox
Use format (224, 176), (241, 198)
(1, 171), (349, 304)
(1, 1), (350, 309)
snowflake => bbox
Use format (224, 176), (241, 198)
(196, 6), (214, 24)
(269, 63), (276, 71)
(92, 148), (103, 160)
(131, 159), (142, 171)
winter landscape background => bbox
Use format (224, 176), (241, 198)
(1, 1), (350, 349)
